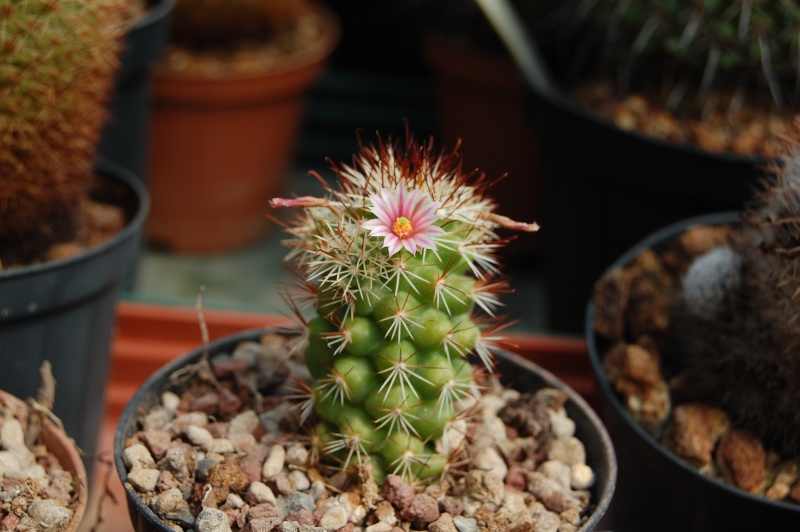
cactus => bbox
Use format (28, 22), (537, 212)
(0, 0), (131, 265)
(271, 132), (538, 483)
(577, 0), (800, 114)
(675, 119), (800, 456)
(169, 0), (304, 50)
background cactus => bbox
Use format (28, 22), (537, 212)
(576, 0), (800, 115)
(674, 120), (800, 456)
(273, 133), (538, 483)
(0, 0), (131, 266)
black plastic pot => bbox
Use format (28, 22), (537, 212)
(98, 0), (175, 181)
(0, 160), (148, 468)
(585, 212), (800, 531)
(115, 329), (617, 531)
(528, 88), (770, 334)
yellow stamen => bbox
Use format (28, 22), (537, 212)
(394, 216), (412, 238)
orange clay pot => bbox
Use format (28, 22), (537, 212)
(145, 3), (339, 253)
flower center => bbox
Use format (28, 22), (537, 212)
(394, 216), (412, 238)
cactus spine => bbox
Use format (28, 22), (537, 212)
(273, 134), (538, 483)
(0, 0), (131, 265)
(677, 120), (800, 455)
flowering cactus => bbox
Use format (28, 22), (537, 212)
(272, 133), (538, 483)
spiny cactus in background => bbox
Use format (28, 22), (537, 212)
(169, 0), (303, 50)
(272, 133), (538, 483)
(0, 0), (131, 266)
(577, 0), (800, 114)
(676, 119), (800, 456)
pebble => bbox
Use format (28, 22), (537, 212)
(365, 523), (396, 532)
(196, 458), (219, 482)
(547, 436), (586, 466)
(161, 391), (180, 413)
(151, 487), (183, 514)
(208, 438), (235, 454)
(229, 410), (260, 435)
(429, 512), (457, 532)
(285, 444), (309, 466)
(23, 500), (73, 531)
(186, 425), (215, 449)
(452, 516), (478, 532)
(571, 463), (595, 489)
(196, 508), (231, 532)
(281, 522), (326, 532)
(278, 492), (315, 515)
(170, 412), (209, 435)
(226, 493), (245, 509)
(123, 443), (156, 469)
(549, 410), (576, 439)
(540, 460), (572, 489)
(262, 444), (286, 480)
(165, 509), (196, 529)
(246, 481), (277, 505)
(128, 467), (161, 492)
(318, 504), (348, 531)
(473, 447), (508, 481)
(288, 470), (310, 491)
(230, 432), (257, 453)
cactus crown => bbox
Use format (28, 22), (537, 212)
(169, 0), (307, 50)
(273, 132), (538, 483)
(578, 0), (800, 114)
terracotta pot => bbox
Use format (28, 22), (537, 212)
(423, 32), (542, 261)
(114, 328), (616, 531)
(145, 3), (340, 253)
(0, 390), (88, 532)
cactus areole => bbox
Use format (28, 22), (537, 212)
(271, 133), (538, 483)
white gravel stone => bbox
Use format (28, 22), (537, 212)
(365, 523), (396, 532)
(262, 444), (286, 479)
(24, 499), (73, 531)
(123, 443), (157, 469)
(196, 508), (231, 532)
(225, 493), (245, 509)
(161, 391), (181, 413)
(246, 481), (277, 505)
(169, 412), (209, 435)
(229, 432), (257, 453)
(309, 480), (327, 501)
(186, 425), (215, 449)
(547, 436), (586, 466)
(288, 470), (310, 491)
(540, 460), (572, 489)
(228, 410), (260, 435)
(318, 504), (349, 531)
(151, 487), (183, 514)
(571, 463), (595, 489)
(208, 438), (234, 454)
(285, 443), (309, 466)
(473, 447), (508, 481)
(0, 451), (22, 477)
(128, 467), (161, 492)
(549, 410), (576, 439)
(143, 407), (172, 431)
(453, 516), (479, 532)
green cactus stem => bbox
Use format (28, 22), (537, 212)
(272, 132), (539, 483)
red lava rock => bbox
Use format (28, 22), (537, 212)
(247, 503), (284, 531)
(40, 468), (73, 505)
(505, 466), (528, 492)
(438, 496), (464, 516)
(140, 430), (172, 460)
(190, 391), (221, 415)
(285, 508), (315, 526)
(156, 470), (180, 492)
(593, 267), (632, 340)
(1, 511), (20, 531)
(716, 430), (766, 493)
(269, 473), (296, 496)
(239, 445), (270, 483)
(399, 493), (440, 529)
(383, 475), (415, 512)
(664, 403), (730, 467)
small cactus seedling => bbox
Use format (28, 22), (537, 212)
(576, 0), (800, 115)
(0, 0), (131, 265)
(272, 132), (538, 483)
(676, 119), (800, 456)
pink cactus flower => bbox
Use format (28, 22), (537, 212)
(363, 187), (445, 256)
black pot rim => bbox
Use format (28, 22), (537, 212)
(116, 327), (617, 531)
(585, 210), (800, 515)
(534, 89), (768, 166)
(0, 159), (149, 282)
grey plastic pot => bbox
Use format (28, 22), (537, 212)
(585, 212), (800, 531)
(0, 160), (148, 468)
(115, 328), (617, 531)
